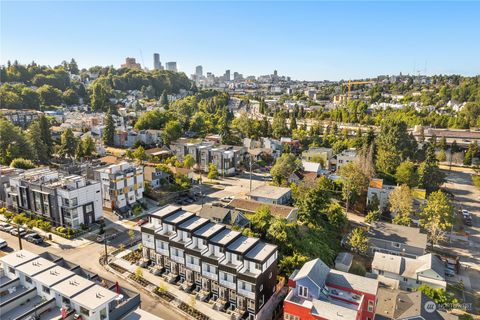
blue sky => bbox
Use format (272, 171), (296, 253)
(1, 1), (479, 80)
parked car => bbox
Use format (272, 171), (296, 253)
(464, 216), (473, 226)
(25, 233), (44, 244)
(220, 196), (234, 203)
(461, 209), (471, 216)
(0, 222), (11, 231)
(136, 219), (147, 226)
(10, 227), (27, 237)
(3, 225), (15, 233)
(445, 269), (455, 277)
(0, 238), (7, 249)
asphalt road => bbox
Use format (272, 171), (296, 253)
(0, 229), (184, 320)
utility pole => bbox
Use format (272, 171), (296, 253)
(249, 155), (252, 193)
(104, 236), (108, 264)
(17, 224), (22, 250)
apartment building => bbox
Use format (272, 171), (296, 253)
(6, 168), (102, 228)
(0, 109), (42, 128)
(141, 205), (278, 320)
(284, 258), (379, 320)
(170, 139), (246, 176)
(0, 250), (141, 320)
(92, 162), (144, 212)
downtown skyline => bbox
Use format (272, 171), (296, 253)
(1, 1), (480, 81)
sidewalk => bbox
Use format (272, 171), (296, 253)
(111, 252), (230, 320)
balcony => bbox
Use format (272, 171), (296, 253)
(202, 270), (218, 281)
(219, 278), (236, 290)
(237, 287), (255, 300)
(170, 254), (185, 264)
(186, 262), (201, 273)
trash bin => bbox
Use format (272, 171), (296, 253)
(48, 234), (52, 240)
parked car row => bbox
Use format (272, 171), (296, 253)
(0, 222), (44, 244)
(175, 195), (197, 205)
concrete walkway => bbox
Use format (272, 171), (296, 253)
(111, 253), (230, 320)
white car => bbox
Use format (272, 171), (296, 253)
(0, 238), (7, 249)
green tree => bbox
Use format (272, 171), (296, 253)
(37, 84), (63, 106)
(59, 128), (77, 159)
(338, 162), (369, 211)
(389, 184), (413, 226)
(270, 153), (302, 186)
(63, 88), (79, 105)
(91, 81), (111, 111)
(207, 163), (218, 180)
(38, 115), (53, 154)
(420, 191), (454, 245)
(437, 149), (447, 162)
(365, 210), (381, 223)
(68, 58), (79, 74)
(418, 143), (445, 193)
(162, 120), (182, 145)
(82, 136), (95, 157)
(416, 284), (459, 306)
(325, 203), (348, 231)
(10, 158), (35, 169)
(28, 121), (49, 163)
(132, 146), (148, 162)
(250, 206), (274, 236)
(183, 154), (195, 169)
(395, 161), (418, 188)
(289, 113), (297, 131)
(103, 108), (115, 147)
(75, 138), (84, 159)
(271, 111), (289, 138)
(348, 227), (369, 254)
(160, 90), (169, 109)
(0, 119), (33, 165)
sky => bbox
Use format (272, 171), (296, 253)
(1, 1), (479, 81)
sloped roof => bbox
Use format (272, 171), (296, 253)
(327, 269), (379, 295)
(369, 222), (428, 250)
(293, 258), (330, 288)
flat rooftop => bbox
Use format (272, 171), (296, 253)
(51, 274), (94, 298)
(227, 236), (258, 254)
(0, 250), (38, 268)
(72, 284), (118, 311)
(163, 210), (195, 225)
(245, 242), (277, 262)
(193, 222), (225, 239)
(150, 205), (181, 219)
(247, 185), (291, 200)
(178, 216), (209, 231)
(210, 229), (241, 246)
(34, 266), (75, 287)
(16, 257), (56, 277)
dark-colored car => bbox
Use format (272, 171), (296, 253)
(25, 233), (44, 244)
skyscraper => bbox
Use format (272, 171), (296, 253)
(153, 53), (162, 70)
(166, 62), (177, 72)
(224, 69), (230, 81)
(195, 65), (203, 77)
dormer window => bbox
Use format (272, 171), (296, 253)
(298, 285), (308, 298)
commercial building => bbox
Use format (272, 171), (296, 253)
(195, 65), (203, 78)
(153, 53), (163, 70)
(165, 62), (177, 72)
(284, 258), (379, 320)
(0, 250), (142, 320)
(6, 168), (102, 228)
(92, 162), (144, 212)
(121, 57), (141, 70)
(140, 205), (278, 320)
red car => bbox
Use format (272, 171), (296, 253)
(136, 219), (147, 226)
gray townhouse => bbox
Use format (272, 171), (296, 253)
(140, 205), (278, 320)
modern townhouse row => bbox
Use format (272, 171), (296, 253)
(170, 139), (246, 176)
(140, 205), (278, 320)
(0, 250), (142, 320)
(5, 168), (103, 228)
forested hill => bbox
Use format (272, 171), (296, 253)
(0, 60), (193, 111)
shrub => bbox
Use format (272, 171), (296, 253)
(10, 158), (35, 169)
(56, 226), (67, 234)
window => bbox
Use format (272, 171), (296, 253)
(269, 271), (272, 279)
(62, 297), (70, 305)
(392, 242), (401, 248)
(247, 299), (255, 311)
(403, 277), (408, 282)
(260, 284), (263, 292)
(416, 280), (422, 284)
(368, 300), (374, 312)
(284, 313), (300, 320)
(298, 285), (308, 298)
(255, 263), (261, 270)
(203, 239), (207, 245)
(378, 270), (384, 275)
(8, 267), (15, 274)
(42, 286), (50, 294)
(85, 203), (93, 213)
(80, 306), (90, 316)
(25, 276), (32, 284)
